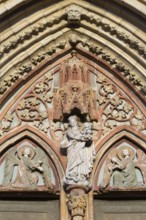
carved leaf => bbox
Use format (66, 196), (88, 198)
(1, 120), (11, 130)
(135, 149), (146, 184)
(4, 113), (13, 122)
(111, 96), (122, 106)
(123, 102), (132, 113)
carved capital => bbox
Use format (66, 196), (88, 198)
(66, 186), (88, 220)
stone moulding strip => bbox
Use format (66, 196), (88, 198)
(0, 35), (145, 107)
(0, 3), (145, 62)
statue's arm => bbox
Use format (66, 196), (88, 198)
(24, 157), (35, 170)
(111, 158), (124, 170)
(24, 157), (43, 172)
(66, 129), (87, 142)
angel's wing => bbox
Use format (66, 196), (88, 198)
(101, 149), (118, 188)
(2, 148), (19, 186)
(34, 147), (53, 188)
(136, 149), (146, 163)
(135, 149), (146, 184)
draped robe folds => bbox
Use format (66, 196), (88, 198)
(13, 156), (39, 187)
(61, 126), (95, 185)
(113, 157), (138, 187)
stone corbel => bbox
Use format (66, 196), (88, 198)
(66, 185), (89, 220)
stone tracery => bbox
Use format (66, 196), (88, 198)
(0, 51), (145, 141)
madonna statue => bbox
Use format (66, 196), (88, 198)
(60, 116), (95, 186)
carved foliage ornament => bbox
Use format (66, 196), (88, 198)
(0, 39), (66, 98)
(1, 4), (145, 61)
(0, 72), (54, 136)
(1, 33), (145, 100)
(0, 53), (146, 142)
(67, 193), (87, 220)
(66, 187), (88, 220)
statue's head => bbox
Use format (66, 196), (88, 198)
(24, 147), (31, 156)
(122, 148), (129, 157)
(66, 5), (81, 24)
(83, 122), (92, 129)
(17, 145), (36, 159)
(68, 115), (79, 127)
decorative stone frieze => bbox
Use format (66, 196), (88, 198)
(1, 33), (145, 102)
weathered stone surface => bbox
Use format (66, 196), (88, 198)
(0, 200), (59, 220)
(94, 200), (146, 220)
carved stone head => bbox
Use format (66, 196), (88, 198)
(66, 5), (82, 24)
(68, 115), (79, 127)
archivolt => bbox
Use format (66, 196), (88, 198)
(0, 0), (146, 105)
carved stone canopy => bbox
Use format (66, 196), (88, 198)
(53, 51), (97, 121)
(60, 51), (89, 85)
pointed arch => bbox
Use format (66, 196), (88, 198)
(91, 126), (146, 190)
(0, 0), (145, 108)
(0, 125), (65, 189)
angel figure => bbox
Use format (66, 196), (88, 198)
(101, 146), (138, 188)
(2, 145), (54, 190)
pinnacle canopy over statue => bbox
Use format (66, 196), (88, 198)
(53, 51), (97, 121)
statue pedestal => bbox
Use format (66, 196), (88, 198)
(66, 185), (90, 220)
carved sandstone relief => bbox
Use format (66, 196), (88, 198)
(53, 51), (97, 121)
(66, 186), (88, 220)
(1, 32), (145, 101)
(1, 3), (145, 62)
(0, 72), (54, 137)
(0, 143), (55, 192)
(97, 145), (146, 191)
(0, 51), (146, 141)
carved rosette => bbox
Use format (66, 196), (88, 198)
(66, 186), (88, 220)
